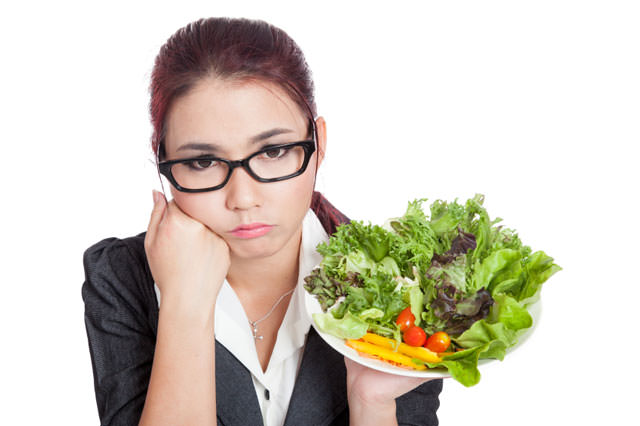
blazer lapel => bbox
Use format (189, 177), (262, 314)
(215, 341), (264, 426)
(283, 327), (348, 426)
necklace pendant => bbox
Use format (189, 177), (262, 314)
(251, 323), (263, 341)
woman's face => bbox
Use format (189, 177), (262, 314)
(162, 77), (325, 260)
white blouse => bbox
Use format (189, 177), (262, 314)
(154, 209), (329, 426)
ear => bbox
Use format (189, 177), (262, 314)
(315, 116), (327, 168)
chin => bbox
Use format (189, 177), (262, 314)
(225, 235), (285, 260)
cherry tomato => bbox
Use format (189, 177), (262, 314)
(395, 307), (416, 332)
(402, 325), (427, 347)
(425, 331), (451, 353)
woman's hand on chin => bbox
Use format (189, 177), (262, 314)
(144, 190), (230, 316)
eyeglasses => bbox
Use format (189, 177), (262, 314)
(158, 139), (316, 193)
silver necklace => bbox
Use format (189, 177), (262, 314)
(249, 287), (296, 341)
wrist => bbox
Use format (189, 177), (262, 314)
(159, 293), (216, 329)
(348, 393), (397, 426)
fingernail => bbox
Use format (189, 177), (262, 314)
(152, 190), (160, 204)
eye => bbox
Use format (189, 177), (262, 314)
(187, 158), (221, 170)
(261, 147), (289, 159)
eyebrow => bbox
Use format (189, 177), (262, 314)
(176, 127), (295, 153)
(250, 127), (295, 143)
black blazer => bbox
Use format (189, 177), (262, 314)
(82, 192), (442, 425)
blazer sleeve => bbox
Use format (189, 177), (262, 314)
(81, 236), (157, 426)
(395, 379), (442, 426)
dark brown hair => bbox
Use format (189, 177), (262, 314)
(149, 17), (317, 161)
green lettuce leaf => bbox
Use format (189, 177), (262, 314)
(454, 319), (517, 360)
(318, 220), (396, 264)
(429, 198), (466, 239)
(454, 293), (532, 361)
(407, 285), (424, 327)
(471, 248), (522, 294)
(491, 293), (532, 330)
(358, 308), (384, 321)
(345, 250), (376, 275)
(312, 311), (369, 339)
(388, 199), (441, 276)
(428, 344), (492, 387)
(519, 250), (562, 303)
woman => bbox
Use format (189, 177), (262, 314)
(82, 17), (442, 426)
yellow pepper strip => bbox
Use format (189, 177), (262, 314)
(361, 332), (401, 350)
(360, 333), (442, 363)
(345, 339), (427, 370)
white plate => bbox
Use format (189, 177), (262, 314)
(304, 288), (541, 378)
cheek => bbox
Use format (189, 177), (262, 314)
(266, 167), (316, 212)
(172, 191), (228, 230)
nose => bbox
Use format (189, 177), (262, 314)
(224, 165), (263, 211)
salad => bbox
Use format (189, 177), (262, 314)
(303, 194), (560, 387)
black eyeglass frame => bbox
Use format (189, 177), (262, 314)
(158, 139), (316, 193)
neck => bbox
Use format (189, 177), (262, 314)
(226, 226), (303, 302)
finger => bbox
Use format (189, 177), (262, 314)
(146, 189), (167, 239)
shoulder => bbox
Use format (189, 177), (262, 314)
(82, 231), (157, 327)
(83, 231), (147, 270)
(82, 231), (149, 289)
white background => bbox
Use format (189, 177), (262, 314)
(1, 1), (638, 424)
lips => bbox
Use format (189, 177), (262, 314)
(230, 223), (273, 239)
